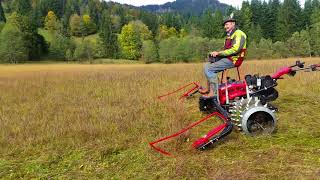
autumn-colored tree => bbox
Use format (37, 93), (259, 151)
(82, 14), (97, 35)
(158, 25), (169, 40)
(130, 20), (152, 41)
(44, 11), (61, 32)
(158, 25), (178, 41)
(118, 23), (141, 60)
(69, 13), (82, 36)
(118, 21), (152, 60)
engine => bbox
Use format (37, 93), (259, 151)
(245, 74), (279, 104)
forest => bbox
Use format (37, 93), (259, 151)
(0, 0), (320, 63)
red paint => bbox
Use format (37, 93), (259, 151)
(224, 38), (233, 49)
(271, 67), (292, 79)
(158, 82), (200, 100)
(149, 112), (227, 156)
(218, 82), (247, 105)
(192, 123), (227, 149)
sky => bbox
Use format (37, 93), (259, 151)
(106, 0), (306, 8)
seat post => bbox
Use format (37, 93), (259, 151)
(237, 67), (241, 81)
(221, 70), (226, 84)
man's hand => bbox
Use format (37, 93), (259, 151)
(210, 51), (219, 57)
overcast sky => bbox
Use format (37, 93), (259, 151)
(106, 0), (306, 8)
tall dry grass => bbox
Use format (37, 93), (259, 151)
(0, 58), (319, 178)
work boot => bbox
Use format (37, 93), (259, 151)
(199, 81), (210, 94)
(199, 87), (209, 94)
(201, 86), (215, 98)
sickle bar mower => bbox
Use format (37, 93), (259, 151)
(157, 82), (201, 100)
(150, 61), (320, 156)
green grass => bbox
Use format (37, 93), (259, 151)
(0, 58), (319, 178)
(38, 29), (54, 43)
(38, 28), (99, 45)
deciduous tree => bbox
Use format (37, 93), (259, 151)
(44, 11), (61, 32)
(118, 23), (141, 60)
(310, 22), (320, 56)
(82, 14), (97, 35)
(142, 40), (158, 63)
(0, 23), (28, 63)
(69, 13), (82, 36)
(287, 30), (311, 57)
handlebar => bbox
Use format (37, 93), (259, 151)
(271, 60), (320, 79)
(290, 60), (305, 68)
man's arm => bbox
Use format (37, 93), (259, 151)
(218, 34), (246, 57)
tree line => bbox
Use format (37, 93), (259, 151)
(0, 0), (320, 63)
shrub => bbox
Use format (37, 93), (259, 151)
(0, 23), (28, 63)
(141, 40), (158, 63)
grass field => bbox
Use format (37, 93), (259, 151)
(0, 58), (319, 179)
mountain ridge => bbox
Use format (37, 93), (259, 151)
(140, 0), (230, 15)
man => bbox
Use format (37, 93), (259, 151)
(200, 17), (247, 98)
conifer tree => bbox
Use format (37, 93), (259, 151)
(312, 0), (320, 9)
(303, 0), (313, 28)
(31, 1), (43, 28)
(248, 24), (263, 43)
(139, 10), (159, 36)
(275, 0), (302, 41)
(211, 10), (224, 38)
(13, 0), (32, 15)
(260, 1), (272, 38)
(0, 0), (6, 23)
(268, 0), (280, 40)
(201, 9), (214, 38)
(88, 0), (100, 27)
(250, 0), (262, 26)
(62, 0), (75, 29)
(39, 0), (65, 18)
(99, 11), (118, 58)
(310, 22), (320, 56)
(310, 6), (320, 24)
(239, 1), (252, 34)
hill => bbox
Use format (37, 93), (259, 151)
(141, 0), (230, 15)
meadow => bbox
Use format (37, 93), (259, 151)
(0, 58), (319, 179)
